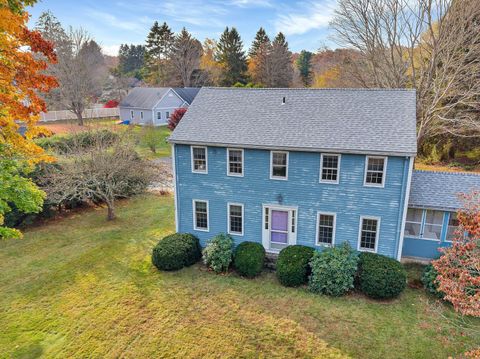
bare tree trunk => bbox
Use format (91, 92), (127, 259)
(76, 111), (84, 126)
(106, 201), (115, 220)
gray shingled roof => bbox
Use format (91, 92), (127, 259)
(409, 170), (480, 210)
(169, 87), (417, 156)
(119, 87), (200, 109)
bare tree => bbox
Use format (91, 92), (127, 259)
(170, 28), (203, 87)
(331, 0), (480, 147)
(53, 28), (108, 125)
(42, 131), (153, 220)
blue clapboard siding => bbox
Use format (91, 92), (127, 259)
(174, 144), (411, 259)
(402, 211), (453, 259)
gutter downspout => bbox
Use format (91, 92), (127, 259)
(396, 156), (414, 260)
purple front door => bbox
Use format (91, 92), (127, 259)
(270, 210), (289, 250)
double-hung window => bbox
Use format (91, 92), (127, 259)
(320, 154), (340, 184)
(166, 111), (170, 119)
(364, 156), (387, 187)
(228, 203), (244, 236)
(191, 146), (207, 173)
(140, 111), (144, 120)
(157, 112), (162, 120)
(316, 212), (336, 246)
(130, 110), (134, 119)
(227, 149), (244, 176)
(423, 210), (443, 240)
(358, 216), (380, 252)
(404, 208), (423, 238)
(446, 212), (459, 242)
(270, 151), (288, 180)
(193, 200), (209, 231)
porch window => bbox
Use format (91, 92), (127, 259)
(359, 216), (380, 252)
(364, 156), (387, 187)
(270, 151), (288, 180)
(320, 154), (340, 184)
(317, 212), (336, 246)
(193, 200), (209, 231)
(404, 208), (423, 238)
(228, 203), (243, 235)
(423, 210), (443, 240)
(191, 146), (207, 173)
(227, 149), (243, 176)
(446, 212), (459, 242)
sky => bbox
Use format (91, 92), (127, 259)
(27, 0), (338, 56)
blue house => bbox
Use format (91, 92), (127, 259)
(168, 88), (480, 261)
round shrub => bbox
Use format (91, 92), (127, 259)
(358, 252), (407, 299)
(276, 245), (315, 287)
(308, 243), (359, 296)
(152, 233), (201, 271)
(421, 264), (444, 298)
(202, 233), (234, 273)
(233, 242), (265, 278)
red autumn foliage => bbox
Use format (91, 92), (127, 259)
(433, 191), (480, 317)
(168, 107), (187, 131)
(104, 100), (119, 108)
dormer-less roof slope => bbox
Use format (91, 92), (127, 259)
(169, 87), (417, 156)
(409, 170), (480, 210)
(119, 87), (200, 109)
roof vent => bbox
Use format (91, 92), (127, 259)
(282, 96), (286, 104)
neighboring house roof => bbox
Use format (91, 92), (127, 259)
(119, 87), (200, 109)
(409, 170), (480, 210)
(169, 87), (417, 156)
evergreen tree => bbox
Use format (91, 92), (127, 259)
(35, 10), (68, 48)
(215, 27), (247, 86)
(118, 44), (145, 76)
(144, 21), (174, 85)
(248, 27), (269, 58)
(296, 50), (313, 87)
(268, 32), (293, 87)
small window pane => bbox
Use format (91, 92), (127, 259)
(423, 210), (443, 240)
(318, 214), (334, 245)
(228, 150), (243, 175)
(425, 210), (443, 225)
(446, 212), (459, 241)
(271, 152), (287, 178)
(406, 208), (423, 222)
(229, 204), (243, 234)
(157, 112), (161, 120)
(192, 147), (207, 172)
(404, 222), (421, 237)
(321, 155), (339, 182)
(194, 201), (208, 229)
(360, 218), (378, 250)
(365, 157), (385, 185)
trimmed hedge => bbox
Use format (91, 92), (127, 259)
(202, 233), (234, 273)
(233, 242), (265, 278)
(276, 245), (315, 287)
(308, 243), (358, 296)
(422, 264), (444, 298)
(152, 233), (201, 271)
(358, 252), (407, 299)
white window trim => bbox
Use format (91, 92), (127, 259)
(315, 211), (337, 247)
(421, 209), (443, 242)
(319, 153), (341, 184)
(357, 215), (381, 253)
(227, 202), (244, 236)
(364, 156), (387, 188)
(270, 151), (289, 180)
(190, 146), (208, 174)
(192, 199), (209, 232)
(227, 148), (244, 177)
(445, 212), (458, 243)
(261, 203), (298, 252)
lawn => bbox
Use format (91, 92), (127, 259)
(1, 195), (478, 358)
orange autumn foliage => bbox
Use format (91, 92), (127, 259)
(433, 191), (480, 317)
(0, 1), (57, 163)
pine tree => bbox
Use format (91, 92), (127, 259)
(296, 50), (313, 87)
(144, 21), (174, 85)
(118, 44), (145, 76)
(215, 27), (247, 86)
(248, 27), (269, 58)
(268, 32), (293, 87)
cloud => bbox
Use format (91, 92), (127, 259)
(229, 0), (273, 7)
(86, 10), (152, 33)
(102, 44), (120, 56)
(274, 1), (335, 36)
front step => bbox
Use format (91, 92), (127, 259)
(265, 252), (279, 270)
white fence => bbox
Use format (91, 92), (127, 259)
(40, 108), (120, 122)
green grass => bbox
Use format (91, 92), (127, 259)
(132, 125), (171, 159)
(1, 194), (478, 358)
